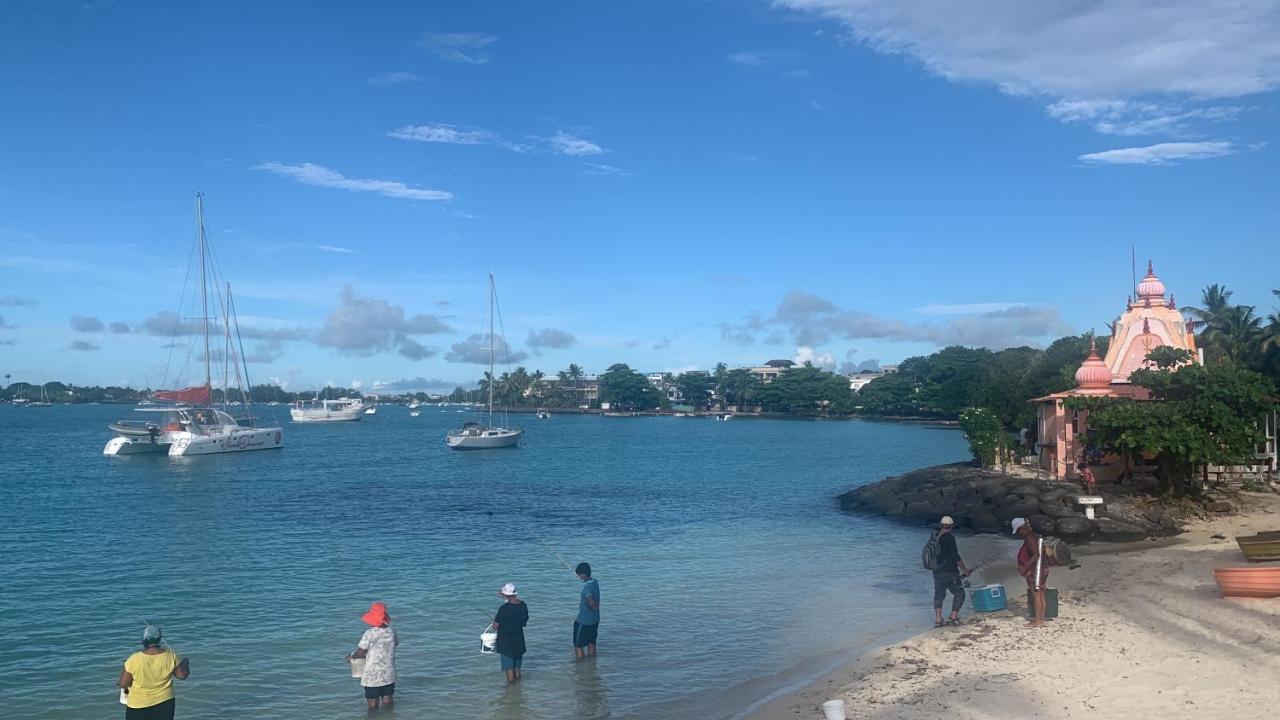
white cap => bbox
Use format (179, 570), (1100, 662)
(500, 582), (517, 596)
(940, 516), (955, 526)
(1011, 518), (1027, 535)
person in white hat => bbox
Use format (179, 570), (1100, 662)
(493, 583), (529, 683)
(1012, 518), (1049, 626)
(932, 516), (972, 627)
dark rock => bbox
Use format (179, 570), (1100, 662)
(1208, 500), (1234, 513)
(968, 510), (1003, 534)
(1039, 489), (1072, 505)
(1054, 516), (1093, 541)
(995, 500), (1039, 519)
(1041, 502), (1080, 519)
(902, 501), (938, 524)
(1028, 515), (1056, 535)
(1093, 517), (1148, 542)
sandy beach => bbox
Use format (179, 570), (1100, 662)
(750, 492), (1280, 720)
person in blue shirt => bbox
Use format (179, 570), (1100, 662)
(573, 562), (600, 658)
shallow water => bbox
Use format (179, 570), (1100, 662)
(0, 405), (966, 719)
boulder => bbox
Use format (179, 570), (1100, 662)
(1054, 516), (1093, 541)
(1093, 517), (1148, 542)
(1041, 502), (1080, 519)
(967, 510), (1004, 534)
(1208, 500), (1234, 514)
(1028, 515), (1056, 535)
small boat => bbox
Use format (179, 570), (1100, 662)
(446, 274), (522, 451)
(716, 412), (734, 421)
(290, 397), (366, 423)
(364, 406), (377, 415)
(410, 411), (420, 417)
(1212, 566), (1280, 598)
(1236, 532), (1280, 562)
(24, 384), (53, 407)
(536, 409), (550, 419)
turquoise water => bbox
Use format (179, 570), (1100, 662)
(0, 405), (966, 719)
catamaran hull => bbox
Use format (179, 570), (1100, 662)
(103, 436), (172, 456)
(170, 428), (284, 456)
(446, 430), (523, 450)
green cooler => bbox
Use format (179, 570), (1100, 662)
(1025, 588), (1058, 618)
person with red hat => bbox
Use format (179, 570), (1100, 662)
(346, 602), (399, 711)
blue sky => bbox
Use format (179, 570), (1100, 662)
(2, 1), (1277, 392)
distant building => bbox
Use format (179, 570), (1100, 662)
(746, 359), (795, 384)
(645, 372), (683, 402)
(848, 365), (898, 392)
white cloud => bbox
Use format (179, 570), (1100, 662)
(445, 333), (528, 364)
(389, 124), (528, 152)
(367, 71), (423, 86)
(728, 52), (765, 66)
(527, 328), (577, 351)
(69, 339), (99, 351)
(778, 0), (1279, 139)
(255, 162), (453, 201)
(1047, 100), (1244, 137)
(70, 315), (105, 332)
(548, 131), (604, 156)
(581, 163), (628, 176)
(793, 346), (837, 370)
(418, 32), (497, 64)
(315, 286), (451, 358)
(1078, 141), (1235, 165)
(318, 245), (356, 254)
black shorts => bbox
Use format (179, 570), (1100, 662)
(573, 620), (599, 648)
(364, 683), (395, 699)
(125, 698), (175, 720)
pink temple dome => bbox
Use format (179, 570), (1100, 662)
(1075, 341), (1113, 390)
(1136, 260), (1166, 301)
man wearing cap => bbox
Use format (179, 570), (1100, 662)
(347, 602), (398, 712)
(1013, 518), (1049, 626)
(118, 624), (189, 720)
(933, 516), (971, 627)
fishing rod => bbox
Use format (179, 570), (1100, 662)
(535, 535), (578, 576)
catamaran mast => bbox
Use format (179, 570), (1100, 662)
(488, 272), (495, 428)
(196, 193), (212, 395)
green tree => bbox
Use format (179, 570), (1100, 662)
(755, 366), (854, 415)
(717, 368), (762, 408)
(675, 371), (714, 411)
(1067, 358), (1277, 496)
(958, 407), (1003, 468)
(598, 363), (659, 410)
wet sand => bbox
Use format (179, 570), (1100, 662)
(750, 493), (1280, 720)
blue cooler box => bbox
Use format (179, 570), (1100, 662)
(971, 583), (1007, 612)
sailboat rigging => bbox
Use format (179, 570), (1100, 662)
(445, 274), (523, 450)
(104, 193), (285, 456)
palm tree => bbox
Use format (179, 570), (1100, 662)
(1186, 284), (1253, 365)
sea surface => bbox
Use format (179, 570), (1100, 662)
(0, 404), (967, 719)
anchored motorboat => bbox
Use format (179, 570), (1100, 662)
(290, 397), (366, 423)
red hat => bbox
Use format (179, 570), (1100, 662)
(361, 602), (389, 627)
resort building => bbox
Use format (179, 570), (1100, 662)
(747, 359), (795, 384)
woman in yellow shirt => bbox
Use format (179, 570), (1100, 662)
(118, 625), (190, 719)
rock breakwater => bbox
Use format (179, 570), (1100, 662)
(840, 463), (1185, 542)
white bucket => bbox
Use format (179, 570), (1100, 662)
(349, 657), (365, 678)
(821, 699), (847, 720)
(119, 689), (128, 706)
(481, 628), (498, 654)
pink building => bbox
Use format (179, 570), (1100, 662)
(1031, 262), (1199, 480)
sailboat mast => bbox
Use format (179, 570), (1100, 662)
(488, 273), (495, 428)
(196, 193), (212, 394)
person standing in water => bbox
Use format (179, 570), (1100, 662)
(574, 562), (600, 659)
(1013, 518), (1049, 626)
(118, 624), (189, 720)
(494, 583), (529, 683)
(347, 602), (398, 712)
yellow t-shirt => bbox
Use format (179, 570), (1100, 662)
(124, 648), (180, 709)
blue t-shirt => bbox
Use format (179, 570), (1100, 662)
(577, 579), (600, 624)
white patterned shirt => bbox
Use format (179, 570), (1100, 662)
(357, 626), (398, 687)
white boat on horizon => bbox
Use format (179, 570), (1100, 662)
(447, 274), (522, 450)
(364, 406), (377, 415)
(290, 397), (365, 423)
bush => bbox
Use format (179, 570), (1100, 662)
(959, 407), (1003, 468)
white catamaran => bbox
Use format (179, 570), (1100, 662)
(104, 194), (284, 457)
(446, 274), (522, 450)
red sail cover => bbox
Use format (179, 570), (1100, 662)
(153, 385), (211, 404)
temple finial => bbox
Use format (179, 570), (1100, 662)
(1147, 259), (1154, 275)
(1169, 294), (1176, 309)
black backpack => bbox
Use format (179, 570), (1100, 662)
(922, 531), (943, 570)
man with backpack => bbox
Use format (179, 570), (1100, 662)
(926, 515), (971, 627)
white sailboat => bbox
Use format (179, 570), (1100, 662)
(104, 194), (284, 457)
(446, 274), (522, 450)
